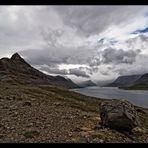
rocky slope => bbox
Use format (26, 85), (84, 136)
(0, 53), (148, 143)
(0, 82), (148, 143)
(0, 53), (78, 89)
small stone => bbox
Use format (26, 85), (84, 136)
(68, 132), (73, 137)
(74, 127), (82, 132)
(92, 116), (101, 121)
(13, 111), (18, 115)
(5, 96), (10, 100)
(12, 96), (16, 100)
(136, 108), (146, 114)
(2, 106), (9, 109)
(80, 131), (89, 137)
(80, 127), (92, 132)
(99, 139), (104, 143)
(10, 127), (15, 130)
(31, 98), (36, 101)
(0, 134), (4, 139)
(27, 123), (34, 127)
(53, 102), (61, 106)
(6, 126), (10, 129)
(0, 99), (4, 102)
(92, 139), (104, 143)
(10, 105), (17, 110)
(23, 102), (32, 107)
(132, 127), (145, 136)
(82, 112), (92, 118)
(94, 124), (102, 130)
(0, 123), (3, 128)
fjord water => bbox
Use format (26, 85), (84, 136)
(72, 86), (148, 108)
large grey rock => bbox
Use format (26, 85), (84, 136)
(99, 99), (141, 131)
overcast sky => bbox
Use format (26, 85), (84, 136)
(0, 6), (148, 82)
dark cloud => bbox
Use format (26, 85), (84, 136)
(139, 34), (148, 42)
(87, 48), (141, 68)
(20, 46), (141, 79)
(69, 68), (90, 78)
(89, 56), (101, 67)
(101, 48), (141, 65)
(0, 6), (148, 81)
(54, 6), (146, 37)
(41, 28), (65, 47)
(112, 54), (148, 76)
(20, 44), (98, 67)
(126, 34), (148, 44)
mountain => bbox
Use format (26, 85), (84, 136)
(106, 73), (148, 90)
(96, 79), (114, 87)
(106, 75), (142, 87)
(134, 73), (148, 84)
(0, 53), (79, 89)
(120, 73), (148, 90)
(77, 80), (97, 88)
(0, 53), (148, 143)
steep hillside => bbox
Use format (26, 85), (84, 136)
(120, 73), (148, 90)
(107, 75), (142, 87)
(0, 82), (148, 143)
(0, 53), (148, 143)
(0, 53), (78, 89)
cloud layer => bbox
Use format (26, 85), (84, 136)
(0, 6), (148, 81)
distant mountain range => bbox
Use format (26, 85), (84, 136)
(77, 80), (97, 88)
(107, 75), (141, 87)
(2, 53), (148, 90)
(96, 79), (115, 87)
(106, 73), (148, 90)
(0, 53), (79, 89)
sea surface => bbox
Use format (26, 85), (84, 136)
(72, 86), (148, 108)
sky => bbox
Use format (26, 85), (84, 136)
(0, 5), (148, 83)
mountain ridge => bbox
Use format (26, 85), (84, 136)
(120, 73), (148, 90)
(106, 73), (148, 90)
(0, 53), (79, 89)
(107, 74), (142, 87)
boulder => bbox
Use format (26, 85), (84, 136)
(99, 99), (141, 131)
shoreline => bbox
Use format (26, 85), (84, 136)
(71, 86), (148, 109)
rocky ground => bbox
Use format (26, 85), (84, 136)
(0, 82), (148, 143)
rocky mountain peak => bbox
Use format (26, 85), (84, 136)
(0, 53), (79, 89)
(10, 52), (31, 67)
(11, 52), (22, 60)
